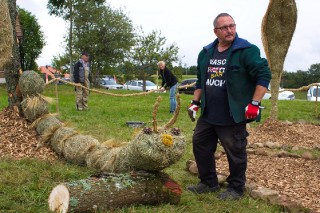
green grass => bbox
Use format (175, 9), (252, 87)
(1, 82), (319, 212)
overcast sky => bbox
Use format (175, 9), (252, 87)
(16, 0), (320, 72)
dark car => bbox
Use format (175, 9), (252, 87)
(178, 78), (197, 94)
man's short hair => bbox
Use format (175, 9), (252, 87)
(213, 13), (234, 28)
(81, 51), (89, 57)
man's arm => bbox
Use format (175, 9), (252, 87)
(192, 88), (202, 102)
(252, 85), (268, 102)
(73, 62), (80, 83)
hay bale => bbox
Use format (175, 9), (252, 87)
(19, 71), (45, 97)
(0, 0), (13, 70)
(21, 95), (49, 121)
(35, 115), (63, 138)
(62, 134), (100, 165)
(49, 127), (78, 156)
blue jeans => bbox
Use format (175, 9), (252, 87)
(169, 84), (177, 112)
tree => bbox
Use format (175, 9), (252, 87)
(130, 30), (179, 91)
(47, 0), (105, 76)
(18, 7), (45, 71)
(307, 63), (320, 83)
(3, 0), (22, 109)
(70, 1), (135, 79)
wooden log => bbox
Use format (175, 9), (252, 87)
(48, 171), (181, 213)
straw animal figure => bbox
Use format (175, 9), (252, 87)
(19, 71), (185, 172)
(261, 0), (297, 119)
(0, 0), (14, 70)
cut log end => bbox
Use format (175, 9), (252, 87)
(48, 184), (70, 213)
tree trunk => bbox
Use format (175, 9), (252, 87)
(4, 0), (22, 110)
(48, 171), (181, 213)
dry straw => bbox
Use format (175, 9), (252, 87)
(0, 0), (13, 70)
(86, 129), (185, 172)
(34, 115), (63, 142)
(19, 71), (46, 97)
(49, 127), (78, 156)
(21, 95), (49, 122)
(62, 134), (100, 165)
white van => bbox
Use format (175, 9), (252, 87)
(307, 85), (320, 101)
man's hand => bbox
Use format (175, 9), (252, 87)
(245, 103), (260, 119)
(188, 100), (200, 122)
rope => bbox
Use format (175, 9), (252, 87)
(282, 83), (320, 92)
(46, 78), (163, 97)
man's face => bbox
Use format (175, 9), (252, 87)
(82, 55), (89, 62)
(213, 16), (236, 44)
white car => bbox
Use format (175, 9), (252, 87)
(307, 85), (320, 101)
(263, 88), (295, 100)
(124, 80), (158, 92)
(99, 79), (123, 90)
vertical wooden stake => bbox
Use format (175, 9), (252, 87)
(55, 81), (59, 113)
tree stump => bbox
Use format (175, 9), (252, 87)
(48, 171), (181, 212)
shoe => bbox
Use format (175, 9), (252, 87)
(217, 188), (243, 200)
(77, 108), (83, 111)
(186, 182), (220, 194)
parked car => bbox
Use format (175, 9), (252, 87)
(57, 77), (71, 85)
(307, 85), (320, 101)
(99, 79), (123, 90)
(178, 78), (197, 94)
(263, 87), (295, 100)
(124, 80), (158, 92)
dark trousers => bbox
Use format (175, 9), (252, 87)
(192, 118), (248, 193)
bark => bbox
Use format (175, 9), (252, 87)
(4, 0), (22, 110)
(48, 171), (181, 213)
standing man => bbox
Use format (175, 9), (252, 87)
(186, 13), (271, 200)
(73, 51), (90, 111)
(157, 61), (178, 113)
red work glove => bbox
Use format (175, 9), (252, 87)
(245, 103), (260, 120)
(188, 100), (200, 122)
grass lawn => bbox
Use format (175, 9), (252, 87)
(0, 82), (319, 212)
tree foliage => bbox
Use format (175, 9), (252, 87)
(127, 30), (179, 90)
(18, 7), (45, 71)
(71, 2), (135, 74)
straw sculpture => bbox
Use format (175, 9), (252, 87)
(261, 0), (297, 118)
(0, 0), (14, 70)
(19, 71), (185, 173)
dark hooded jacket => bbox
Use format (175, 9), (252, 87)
(159, 67), (178, 89)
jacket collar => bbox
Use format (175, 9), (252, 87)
(203, 33), (251, 52)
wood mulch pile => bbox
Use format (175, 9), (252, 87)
(217, 119), (320, 212)
(0, 107), (319, 212)
(0, 108), (58, 161)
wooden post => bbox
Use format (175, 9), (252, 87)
(55, 82), (59, 114)
(48, 171), (181, 213)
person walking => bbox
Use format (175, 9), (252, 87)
(186, 13), (271, 200)
(73, 51), (90, 111)
(157, 61), (178, 113)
